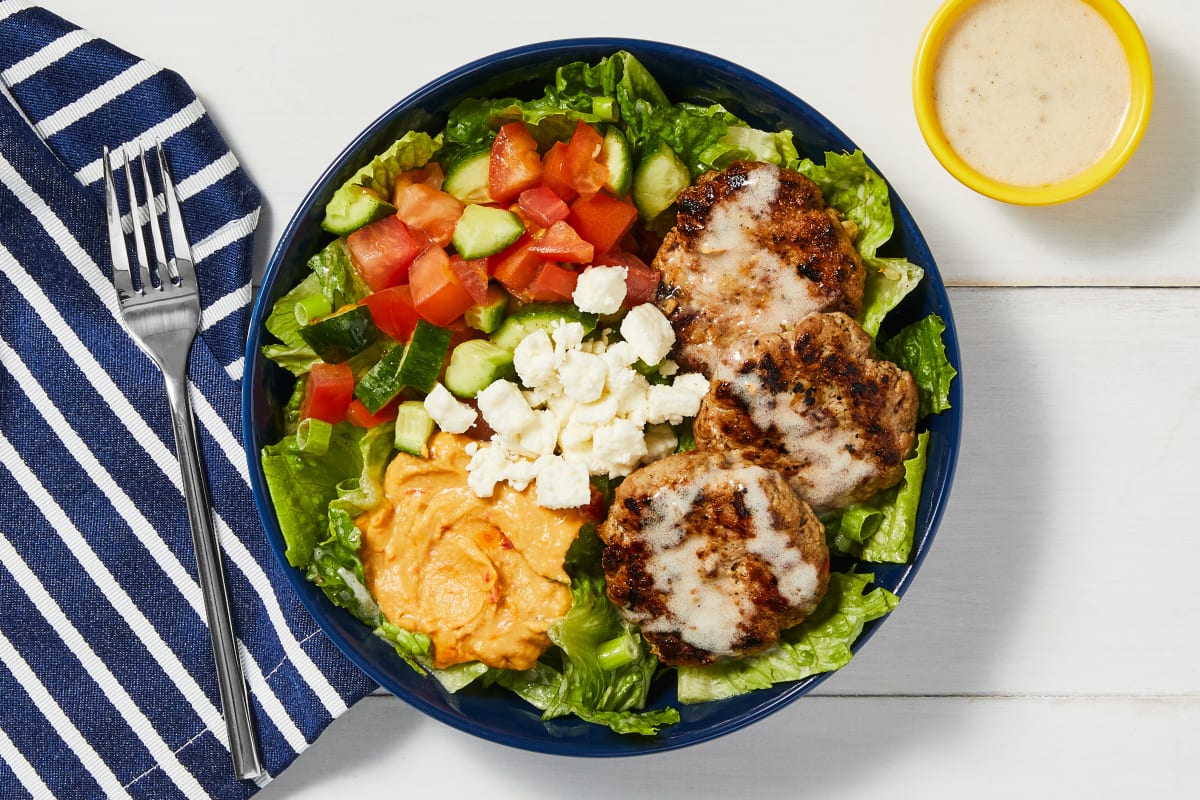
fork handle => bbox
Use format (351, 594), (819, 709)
(162, 367), (266, 781)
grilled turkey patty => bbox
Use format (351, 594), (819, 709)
(653, 160), (865, 375)
(693, 311), (919, 513)
(599, 450), (830, 667)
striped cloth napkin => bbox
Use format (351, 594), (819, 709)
(0, 3), (375, 798)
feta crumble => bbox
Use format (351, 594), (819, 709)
(572, 265), (628, 314)
(455, 310), (709, 508)
(423, 383), (477, 434)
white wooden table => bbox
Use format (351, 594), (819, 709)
(40, 1), (1200, 797)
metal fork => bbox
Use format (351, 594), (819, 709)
(103, 142), (266, 781)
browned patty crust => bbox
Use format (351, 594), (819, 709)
(693, 311), (919, 512)
(653, 160), (865, 374)
(599, 450), (830, 667)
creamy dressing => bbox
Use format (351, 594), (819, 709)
(689, 168), (827, 343)
(636, 463), (821, 655)
(933, 0), (1131, 186)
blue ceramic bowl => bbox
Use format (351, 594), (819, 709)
(244, 38), (963, 757)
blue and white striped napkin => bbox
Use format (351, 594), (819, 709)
(0, 3), (376, 798)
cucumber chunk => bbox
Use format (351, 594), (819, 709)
(632, 140), (691, 223)
(395, 319), (452, 393)
(600, 127), (633, 197)
(353, 344), (406, 413)
(298, 305), (379, 363)
(444, 339), (516, 398)
(489, 304), (599, 351)
(443, 148), (493, 204)
(464, 284), (509, 334)
(322, 131), (442, 234)
(394, 401), (434, 457)
(452, 205), (525, 259)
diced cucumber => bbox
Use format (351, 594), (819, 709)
(298, 305), (379, 363)
(443, 147), (493, 204)
(321, 131), (442, 235)
(444, 339), (516, 398)
(394, 401), (434, 457)
(394, 319), (452, 393)
(489, 304), (599, 351)
(464, 284), (509, 334)
(322, 186), (393, 237)
(353, 344), (406, 413)
(452, 205), (525, 259)
(600, 127), (633, 197)
(632, 140), (691, 223)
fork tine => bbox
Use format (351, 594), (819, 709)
(155, 144), (196, 285)
(137, 141), (174, 285)
(120, 145), (156, 293)
(102, 146), (137, 298)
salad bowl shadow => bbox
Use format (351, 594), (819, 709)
(243, 37), (963, 757)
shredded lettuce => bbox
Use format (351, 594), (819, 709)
(676, 571), (898, 703)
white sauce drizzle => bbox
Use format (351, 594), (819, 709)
(690, 167), (827, 342)
(636, 463), (821, 655)
(711, 354), (877, 511)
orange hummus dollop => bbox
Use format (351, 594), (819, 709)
(359, 432), (585, 670)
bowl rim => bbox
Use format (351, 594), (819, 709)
(244, 36), (964, 756)
(912, 0), (1154, 206)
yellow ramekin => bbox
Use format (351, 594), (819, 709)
(912, 0), (1154, 206)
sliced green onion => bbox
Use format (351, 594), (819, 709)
(296, 417), (332, 455)
(596, 631), (641, 671)
(591, 96), (618, 122)
(294, 294), (333, 326)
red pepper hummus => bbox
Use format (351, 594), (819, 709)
(359, 432), (584, 670)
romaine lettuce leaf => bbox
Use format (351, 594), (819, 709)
(308, 237), (369, 308)
(795, 150), (926, 338)
(321, 131), (442, 233)
(882, 314), (957, 418)
(827, 431), (931, 563)
(675, 571), (898, 703)
(494, 527), (679, 735)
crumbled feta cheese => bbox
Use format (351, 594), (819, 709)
(513, 329), (556, 388)
(572, 265), (628, 314)
(646, 374), (710, 425)
(558, 350), (607, 403)
(620, 303), (675, 366)
(533, 455), (591, 509)
(572, 394), (619, 426)
(592, 418), (648, 477)
(423, 383), (478, 434)
(476, 379), (536, 438)
(466, 443), (508, 497)
(515, 410), (559, 457)
(643, 423), (679, 463)
(551, 321), (587, 363)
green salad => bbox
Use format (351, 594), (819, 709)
(259, 51), (957, 735)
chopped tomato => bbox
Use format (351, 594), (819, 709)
(394, 183), (463, 248)
(568, 192), (638, 255)
(448, 255), (490, 305)
(594, 250), (661, 306)
(528, 220), (594, 263)
(345, 214), (420, 292)
(541, 141), (578, 204)
(562, 121), (608, 199)
(361, 285), (420, 341)
(408, 246), (475, 326)
(489, 235), (544, 292)
(392, 162), (445, 195)
(299, 362), (354, 424)
(523, 262), (579, 303)
(346, 396), (400, 428)
(517, 185), (570, 228)
(489, 122), (543, 204)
